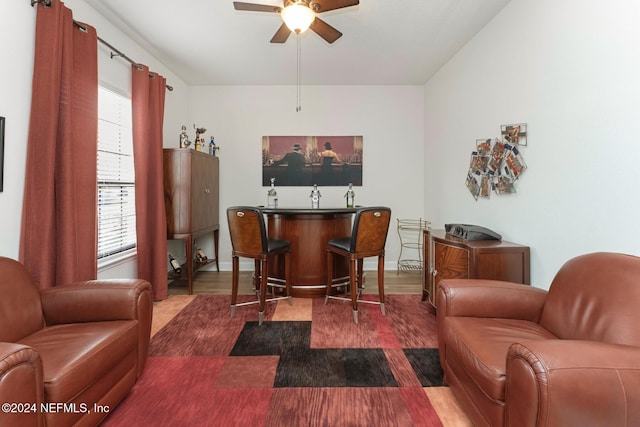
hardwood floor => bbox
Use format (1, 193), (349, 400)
(167, 268), (425, 296)
(157, 269), (472, 427)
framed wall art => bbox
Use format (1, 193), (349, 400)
(262, 135), (363, 187)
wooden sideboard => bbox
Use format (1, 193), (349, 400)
(163, 148), (219, 294)
(422, 229), (530, 311)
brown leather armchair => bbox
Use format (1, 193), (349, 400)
(437, 252), (640, 427)
(0, 256), (153, 427)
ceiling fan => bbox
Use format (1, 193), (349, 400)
(233, 0), (359, 44)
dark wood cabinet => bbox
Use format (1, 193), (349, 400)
(422, 229), (530, 310)
(163, 148), (219, 294)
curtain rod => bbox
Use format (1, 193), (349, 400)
(31, 0), (174, 91)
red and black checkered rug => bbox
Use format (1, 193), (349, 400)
(103, 294), (445, 426)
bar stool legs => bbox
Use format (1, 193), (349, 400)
(326, 251), (386, 324)
(378, 255), (386, 315)
(230, 251), (291, 326)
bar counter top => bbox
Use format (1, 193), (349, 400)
(261, 207), (359, 215)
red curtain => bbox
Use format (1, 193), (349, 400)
(132, 64), (168, 300)
(20, 1), (98, 288)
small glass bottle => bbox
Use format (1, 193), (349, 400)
(345, 183), (355, 208)
(267, 177), (278, 208)
(310, 184), (321, 209)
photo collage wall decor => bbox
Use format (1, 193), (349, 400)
(466, 123), (527, 200)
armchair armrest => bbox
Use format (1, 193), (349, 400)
(40, 279), (152, 324)
(437, 279), (548, 322)
(506, 340), (640, 426)
(40, 279), (153, 377)
(0, 343), (43, 427)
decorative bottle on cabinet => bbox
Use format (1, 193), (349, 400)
(163, 149), (220, 295)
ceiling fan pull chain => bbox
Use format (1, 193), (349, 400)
(296, 34), (302, 112)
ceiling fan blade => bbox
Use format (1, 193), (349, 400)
(233, 2), (281, 13)
(270, 23), (292, 43)
(312, 0), (359, 13)
(309, 17), (342, 43)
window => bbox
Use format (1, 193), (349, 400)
(97, 86), (136, 260)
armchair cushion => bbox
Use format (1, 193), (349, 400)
(445, 317), (555, 402)
(18, 321), (138, 404)
(41, 279), (153, 375)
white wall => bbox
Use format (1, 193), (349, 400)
(15, 0), (636, 288)
(0, 2), (34, 260)
(424, 0), (640, 289)
(189, 85), (425, 270)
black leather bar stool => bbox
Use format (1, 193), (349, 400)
(227, 206), (291, 325)
(325, 206), (391, 324)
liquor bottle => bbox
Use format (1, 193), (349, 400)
(209, 136), (217, 156)
(179, 125), (188, 148)
(345, 183), (355, 208)
(310, 184), (321, 209)
(267, 177), (278, 208)
(169, 254), (182, 274)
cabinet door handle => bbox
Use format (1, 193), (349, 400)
(204, 188), (210, 194)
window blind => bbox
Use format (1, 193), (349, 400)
(97, 87), (136, 259)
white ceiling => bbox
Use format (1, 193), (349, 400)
(84, 0), (511, 86)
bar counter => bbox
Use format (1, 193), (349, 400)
(262, 207), (358, 297)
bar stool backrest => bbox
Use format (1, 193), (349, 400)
(227, 206), (268, 257)
(350, 207), (392, 254)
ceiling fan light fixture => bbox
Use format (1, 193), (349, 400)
(281, 2), (315, 33)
